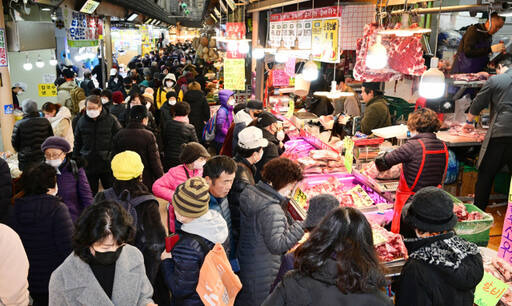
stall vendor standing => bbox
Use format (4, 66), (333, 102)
(463, 54), (512, 210)
(375, 108), (448, 234)
(451, 13), (505, 74)
(360, 82), (391, 135)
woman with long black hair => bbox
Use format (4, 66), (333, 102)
(263, 207), (392, 306)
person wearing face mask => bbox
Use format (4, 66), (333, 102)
(49, 201), (157, 306)
(375, 108), (448, 234)
(254, 111), (285, 178)
(126, 93), (159, 135)
(396, 187), (483, 306)
(236, 157), (305, 306)
(112, 106), (164, 190)
(9, 163), (73, 306)
(107, 68), (125, 93)
(41, 102), (74, 151)
(153, 142), (209, 231)
(219, 102), (248, 157)
(213, 89), (235, 153)
(159, 91), (178, 126)
(41, 136), (93, 222)
(228, 127), (268, 256)
(100, 89), (113, 112)
(231, 100), (264, 154)
(109, 90), (126, 123)
(161, 102), (198, 171)
(184, 81), (210, 140)
(73, 95), (122, 195)
(122, 77), (133, 97)
(11, 82), (27, 110)
(12, 99), (54, 171)
(155, 73), (176, 110)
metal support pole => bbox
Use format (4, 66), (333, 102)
(104, 16), (113, 77)
(0, 0), (14, 152)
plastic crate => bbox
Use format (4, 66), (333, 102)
(455, 204), (493, 247)
(384, 96), (415, 124)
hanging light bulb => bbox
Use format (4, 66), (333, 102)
(49, 54), (58, 66)
(275, 39), (288, 63)
(238, 41), (249, 54)
(227, 40), (238, 52)
(419, 57), (445, 99)
(302, 56), (318, 81)
(23, 56), (33, 71)
(366, 35), (388, 70)
(252, 45), (265, 60)
(35, 54), (45, 68)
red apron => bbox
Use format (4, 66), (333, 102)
(391, 139), (449, 233)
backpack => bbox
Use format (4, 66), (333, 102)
(58, 83), (84, 115)
(202, 112), (217, 142)
(172, 233), (242, 306)
(102, 188), (157, 232)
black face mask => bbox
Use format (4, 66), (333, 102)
(91, 246), (123, 265)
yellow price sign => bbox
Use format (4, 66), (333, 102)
(38, 83), (57, 97)
(286, 98), (294, 119)
(293, 187), (308, 209)
(224, 58), (245, 91)
(474, 272), (509, 306)
(343, 136), (354, 174)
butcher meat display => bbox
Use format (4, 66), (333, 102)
(453, 202), (483, 221)
(285, 145), (347, 174)
(354, 23), (426, 82)
(370, 222), (408, 262)
(447, 124), (486, 142)
(310, 150), (340, 161)
(450, 73), (489, 82)
(361, 162), (401, 180)
(481, 250), (512, 305)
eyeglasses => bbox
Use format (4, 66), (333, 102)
(45, 152), (64, 160)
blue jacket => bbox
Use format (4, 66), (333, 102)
(9, 194), (73, 294)
(209, 195), (232, 257)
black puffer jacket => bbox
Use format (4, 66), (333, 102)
(255, 129), (283, 177)
(11, 113), (53, 171)
(375, 133), (447, 192)
(236, 181), (304, 306)
(113, 122), (164, 189)
(73, 108), (122, 165)
(159, 102), (174, 129)
(184, 90), (210, 140)
(162, 119), (198, 171)
(396, 232), (484, 306)
(0, 158), (12, 224)
(228, 155), (257, 251)
(9, 194), (73, 294)
(107, 75), (124, 93)
(109, 104), (126, 124)
(263, 259), (393, 306)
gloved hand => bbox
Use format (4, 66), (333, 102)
(491, 43), (506, 53)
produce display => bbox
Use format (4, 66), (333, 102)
(371, 222), (408, 262)
(453, 202), (484, 221)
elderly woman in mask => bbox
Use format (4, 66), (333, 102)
(49, 201), (156, 306)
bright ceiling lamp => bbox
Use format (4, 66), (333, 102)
(35, 54), (45, 68)
(23, 55), (32, 71)
(315, 81), (355, 99)
(126, 13), (138, 22)
(253, 44), (265, 59)
(238, 41), (249, 54)
(378, 13), (431, 37)
(419, 57), (445, 99)
(366, 35), (388, 69)
(49, 53), (58, 66)
(227, 40), (238, 52)
(275, 40), (288, 63)
(302, 56), (318, 81)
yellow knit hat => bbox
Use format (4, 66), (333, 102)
(173, 177), (211, 218)
(111, 151), (144, 181)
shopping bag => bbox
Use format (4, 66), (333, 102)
(196, 243), (242, 306)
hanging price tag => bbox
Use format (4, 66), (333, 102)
(343, 136), (354, 174)
(286, 99), (295, 119)
(474, 272), (509, 306)
(293, 187), (308, 209)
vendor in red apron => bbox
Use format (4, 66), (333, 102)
(374, 108), (448, 234)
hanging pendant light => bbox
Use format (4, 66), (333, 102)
(49, 53), (58, 66)
(419, 57), (445, 99)
(23, 55), (33, 71)
(253, 44), (265, 59)
(35, 54), (45, 68)
(238, 40), (250, 54)
(366, 35), (388, 69)
(302, 56), (318, 81)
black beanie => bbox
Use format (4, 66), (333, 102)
(129, 105), (148, 122)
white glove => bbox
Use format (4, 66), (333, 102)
(491, 43), (505, 53)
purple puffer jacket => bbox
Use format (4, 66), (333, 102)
(56, 159), (94, 221)
(215, 89), (234, 143)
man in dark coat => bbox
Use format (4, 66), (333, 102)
(12, 99), (54, 171)
(360, 82), (391, 135)
(464, 54), (512, 210)
(255, 111), (284, 177)
(184, 85), (210, 140)
(107, 68), (124, 93)
(0, 158), (12, 224)
(73, 95), (122, 194)
(113, 105), (164, 190)
(80, 70), (95, 96)
(396, 187), (484, 306)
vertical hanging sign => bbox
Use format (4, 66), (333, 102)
(224, 58), (245, 91)
(269, 14), (283, 48)
(0, 28), (7, 67)
(63, 8), (103, 47)
(498, 177), (512, 262)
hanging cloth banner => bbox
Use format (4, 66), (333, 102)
(63, 8), (103, 48)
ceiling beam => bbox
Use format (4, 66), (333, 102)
(247, 0), (308, 13)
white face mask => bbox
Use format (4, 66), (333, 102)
(168, 99), (177, 106)
(276, 130), (285, 142)
(146, 103), (151, 110)
(192, 159), (206, 170)
(166, 81), (173, 88)
(48, 184), (58, 196)
(87, 109), (101, 119)
(46, 159), (63, 168)
(101, 97), (109, 104)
